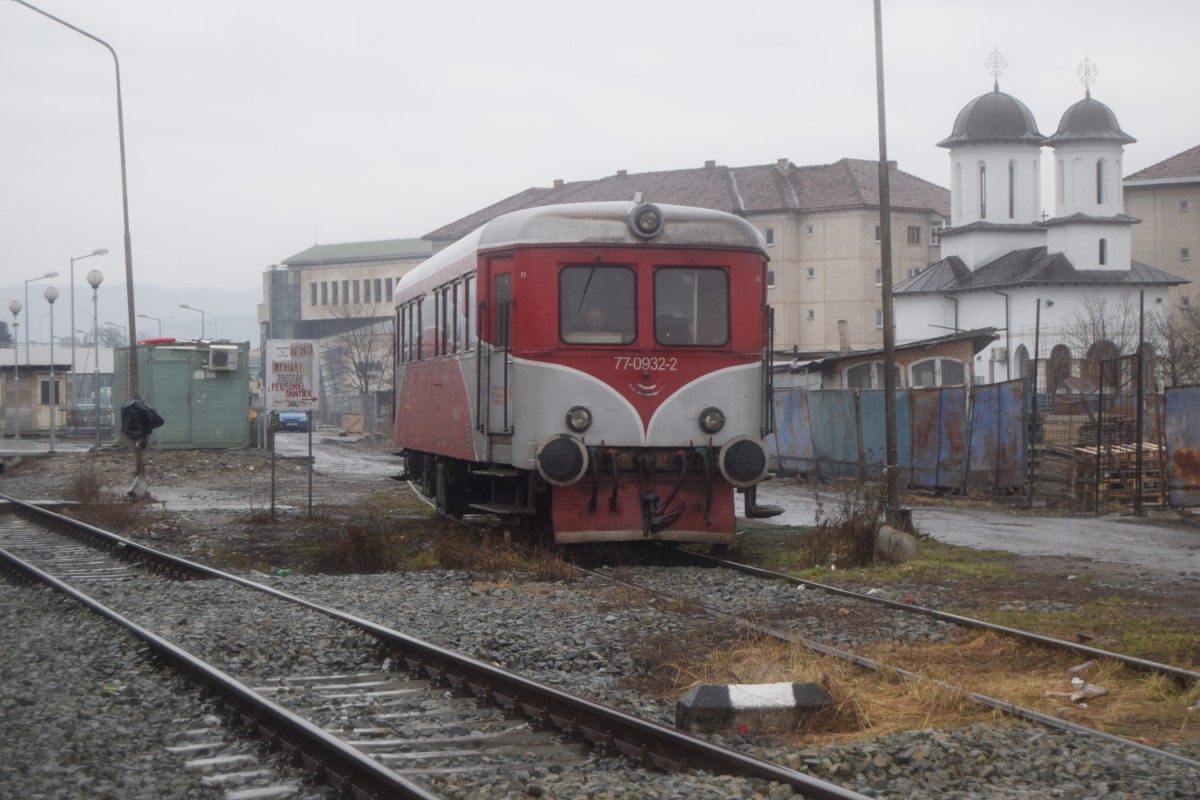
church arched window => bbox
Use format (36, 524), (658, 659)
(1099, 238), (1108, 266)
(1008, 160), (1016, 219)
(1096, 159), (1106, 204)
(1015, 345), (1030, 380)
(978, 162), (987, 219)
(1048, 344), (1073, 394)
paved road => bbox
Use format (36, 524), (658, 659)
(754, 482), (1200, 578)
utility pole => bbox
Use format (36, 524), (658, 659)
(874, 0), (900, 527)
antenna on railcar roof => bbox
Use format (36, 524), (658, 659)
(632, 192), (643, 203)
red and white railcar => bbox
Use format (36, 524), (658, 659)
(393, 200), (780, 545)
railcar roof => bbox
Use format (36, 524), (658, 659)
(397, 201), (766, 297)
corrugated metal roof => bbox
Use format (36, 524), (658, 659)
(896, 247), (1188, 295)
(283, 238), (432, 266)
(424, 159), (950, 241)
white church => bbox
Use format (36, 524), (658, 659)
(894, 63), (1186, 390)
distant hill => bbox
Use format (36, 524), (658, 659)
(0, 283), (260, 345)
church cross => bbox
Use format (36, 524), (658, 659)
(1078, 57), (1099, 97)
(985, 49), (1008, 91)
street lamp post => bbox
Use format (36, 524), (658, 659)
(8, 301), (20, 439)
(24, 271), (58, 367)
(87, 270), (103, 448)
(137, 313), (170, 338)
(44, 286), (59, 452)
(14, 0), (143, 483)
(179, 304), (207, 339)
(69, 248), (108, 416)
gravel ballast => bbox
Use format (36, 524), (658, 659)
(7, 560), (1196, 799)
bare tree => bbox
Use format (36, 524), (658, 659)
(1147, 301), (1200, 387)
(1059, 291), (1143, 358)
(98, 324), (127, 348)
(0, 321), (12, 347)
(326, 303), (394, 395)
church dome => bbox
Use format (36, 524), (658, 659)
(1045, 93), (1135, 145)
(937, 87), (1044, 148)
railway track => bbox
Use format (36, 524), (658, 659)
(0, 496), (867, 800)
(576, 548), (1200, 771)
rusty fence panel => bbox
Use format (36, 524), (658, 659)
(806, 390), (861, 476)
(768, 388), (814, 474)
(908, 387), (968, 491)
(967, 380), (1026, 490)
(1165, 384), (1200, 508)
(858, 389), (912, 484)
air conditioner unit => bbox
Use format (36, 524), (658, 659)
(991, 347), (1008, 362)
(208, 347), (238, 371)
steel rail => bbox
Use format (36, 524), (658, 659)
(679, 549), (1200, 686)
(581, 566), (1200, 772)
(0, 545), (441, 800)
(0, 494), (871, 800)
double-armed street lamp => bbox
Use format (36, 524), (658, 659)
(9, 301), (21, 439)
(137, 313), (171, 338)
(69, 248), (107, 410)
(44, 286), (58, 452)
(88, 270), (103, 448)
(179, 304), (207, 339)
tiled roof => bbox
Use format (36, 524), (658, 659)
(425, 159), (950, 241)
(1124, 143), (1200, 183)
(284, 238), (432, 266)
(895, 247), (1188, 295)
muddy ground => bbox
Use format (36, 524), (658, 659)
(3, 435), (1200, 628)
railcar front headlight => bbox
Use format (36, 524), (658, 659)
(535, 434), (590, 487)
(566, 405), (592, 432)
(628, 202), (665, 239)
(698, 406), (725, 434)
(718, 436), (769, 488)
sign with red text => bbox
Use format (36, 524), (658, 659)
(265, 339), (320, 411)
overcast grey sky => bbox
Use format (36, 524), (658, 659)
(2, 0), (1196, 293)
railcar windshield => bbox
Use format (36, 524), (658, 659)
(559, 265), (636, 344)
(654, 267), (729, 346)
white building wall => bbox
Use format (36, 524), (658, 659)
(1044, 221), (1132, 271)
(948, 143), (1043, 226)
(1053, 141), (1127, 218)
(940, 229), (1044, 267)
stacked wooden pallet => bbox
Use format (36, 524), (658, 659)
(1073, 442), (1166, 509)
(1030, 445), (1080, 505)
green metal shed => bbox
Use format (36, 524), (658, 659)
(114, 340), (251, 449)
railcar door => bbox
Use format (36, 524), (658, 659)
(481, 257), (514, 459)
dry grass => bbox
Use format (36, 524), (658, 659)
(634, 626), (1200, 747)
(65, 461), (151, 532)
(783, 480), (886, 571)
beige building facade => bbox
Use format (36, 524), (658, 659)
(1124, 144), (1200, 308)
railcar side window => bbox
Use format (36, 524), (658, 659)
(559, 265), (636, 344)
(463, 275), (474, 350)
(419, 294), (434, 359)
(493, 272), (512, 348)
(654, 267), (729, 346)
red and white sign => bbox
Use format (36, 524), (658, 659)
(265, 339), (320, 411)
